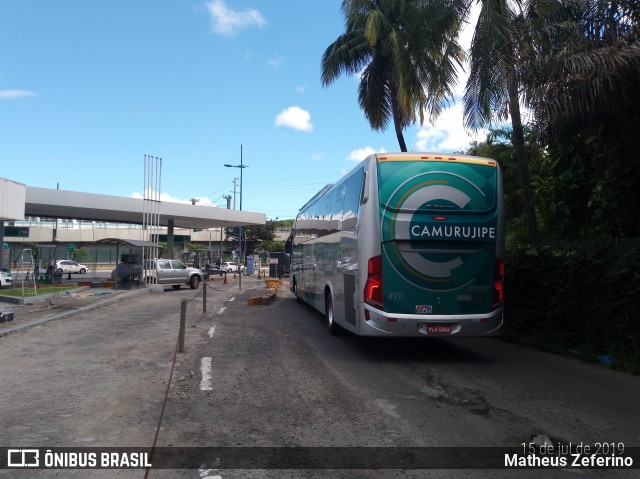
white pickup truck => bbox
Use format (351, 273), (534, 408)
(143, 259), (204, 290)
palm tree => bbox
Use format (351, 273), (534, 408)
(321, 0), (467, 152)
(522, 0), (640, 134)
(464, 0), (539, 243)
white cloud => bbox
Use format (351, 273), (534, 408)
(414, 102), (487, 152)
(311, 152), (324, 162)
(0, 90), (36, 100)
(274, 106), (313, 132)
(348, 146), (387, 162)
(205, 0), (266, 37)
(267, 54), (284, 69)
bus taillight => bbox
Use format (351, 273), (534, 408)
(364, 255), (383, 310)
(492, 258), (504, 309)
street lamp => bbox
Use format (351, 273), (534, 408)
(224, 144), (248, 265)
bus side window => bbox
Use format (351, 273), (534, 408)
(333, 182), (346, 226)
(360, 171), (368, 204)
(322, 190), (334, 232)
(343, 169), (364, 228)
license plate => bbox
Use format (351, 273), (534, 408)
(427, 324), (452, 335)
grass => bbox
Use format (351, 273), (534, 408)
(0, 286), (77, 297)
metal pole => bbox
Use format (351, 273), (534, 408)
(202, 281), (207, 313)
(239, 145), (243, 289)
(178, 299), (186, 353)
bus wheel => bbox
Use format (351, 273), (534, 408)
(293, 279), (302, 304)
(325, 291), (339, 335)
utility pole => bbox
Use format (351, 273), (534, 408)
(223, 145), (248, 289)
(232, 177), (238, 210)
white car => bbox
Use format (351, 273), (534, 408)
(55, 260), (89, 274)
(0, 271), (12, 287)
(220, 261), (243, 273)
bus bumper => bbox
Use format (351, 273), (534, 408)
(359, 304), (503, 337)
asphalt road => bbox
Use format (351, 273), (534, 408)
(1, 279), (639, 478)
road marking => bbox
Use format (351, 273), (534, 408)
(198, 470), (221, 479)
(207, 325), (216, 338)
(217, 306), (226, 315)
(200, 357), (212, 391)
(228, 297), (235, 302)
(198, 469), (221, 479)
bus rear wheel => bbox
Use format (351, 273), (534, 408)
(293, 279), (302, 304)
(325, 291), (339, 336)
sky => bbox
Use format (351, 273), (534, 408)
(1, 0), (484, 220)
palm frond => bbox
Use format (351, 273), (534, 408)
(321, 31), (372, 86)
(464, 0), (518, 130)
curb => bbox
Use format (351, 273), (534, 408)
(0, 286), (92, 305)
(0, 288), (151, 337)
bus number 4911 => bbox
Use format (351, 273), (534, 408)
(387, 292), (404, 301)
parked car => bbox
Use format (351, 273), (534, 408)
(55, 260), (89, 274)
(221, 261), (244, 273)
(144, 259), (203, 289)
(0, 271), (12, 287)
(207, 264), (224, 276)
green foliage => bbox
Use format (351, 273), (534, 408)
(504, 240), (640, 374)
(468, 127), (545, 245)
(157, 242), (168, 258)
(226, 221), (277, 243)
(0, 286), (77, 297)
(73, 247), (90, 263)
(271, 219), (294, 229)
(322, 0), (466, 151)
(471, 125), (640, 373)
(260, 240), (285, 253)
(225, 220), (283, 254)
(540, 124), (640, 239)
(186, 243), (202, 253)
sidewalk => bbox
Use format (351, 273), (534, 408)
(0, 287), (150, 336)
(0, 274), (277, 337)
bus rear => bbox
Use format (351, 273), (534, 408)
(361, 154), (504, 337)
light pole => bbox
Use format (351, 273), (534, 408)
(224, 144), (248, 267)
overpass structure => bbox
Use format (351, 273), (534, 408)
(23, 186), (264, 229)
(0, 179), (266, 268)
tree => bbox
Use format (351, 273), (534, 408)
(73, 247), (90, 264)
(522, 0), (640, 135)
(226, 221), (278, 254)
(520, 0), (640, 238)
(260, 240), (286, 253)
(468, 127), (546, 243)
(322, 0), (466, 151)
(464, 0), (539, 243)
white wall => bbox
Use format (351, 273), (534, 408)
(0, 178), (26, 221)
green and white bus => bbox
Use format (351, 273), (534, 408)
(290, 152), (504, 337)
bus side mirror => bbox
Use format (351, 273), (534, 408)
(284, 235), (292, 254)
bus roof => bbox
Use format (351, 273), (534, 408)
(375, 153), (498, 167)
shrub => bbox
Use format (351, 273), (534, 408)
(503, 239), (640, 374)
